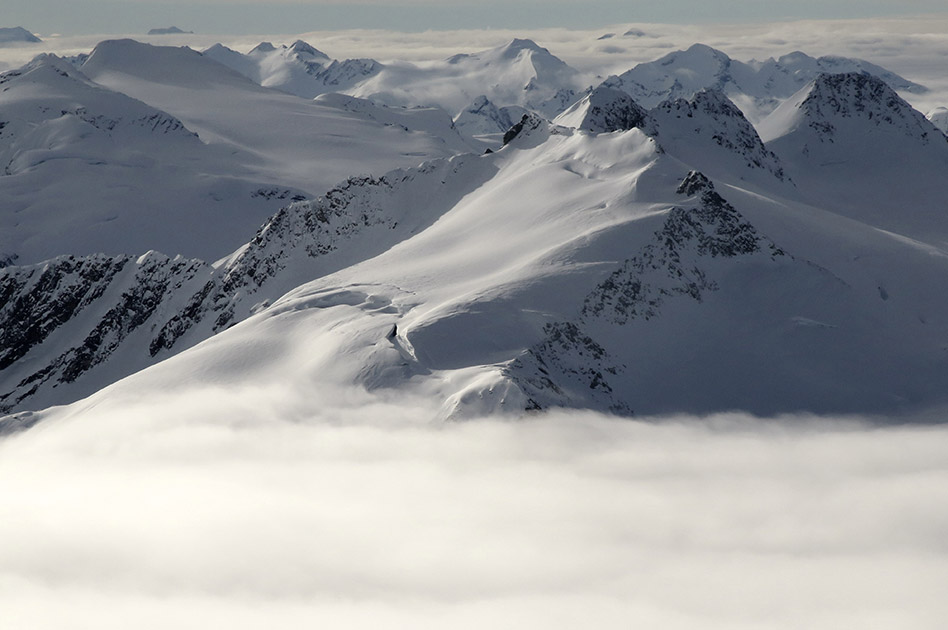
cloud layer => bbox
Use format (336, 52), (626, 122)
(2, 386), (947, 629)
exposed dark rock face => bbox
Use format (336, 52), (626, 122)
(645, 89), (787, 181)
(508, 171), (785, 412)
(0, 253), (211, 412)
(561, 86), (647, 133)
(503, 113), (545, 145)
(798, 72), (946, 145)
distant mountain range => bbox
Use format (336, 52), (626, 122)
(147, 26), (192, 35)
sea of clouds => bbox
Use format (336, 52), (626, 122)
(2, 381), (947, 628)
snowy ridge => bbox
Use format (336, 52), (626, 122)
(0, 153), (497, 412)
(0, 54), (198, 175)
(79, 39), (474, 195)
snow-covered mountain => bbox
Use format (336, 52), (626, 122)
(147, 26), (192, 35)
(643, 88), (788, 187)
(601, 43), (926, 122)
(202, 40), (383, 99)
(4, 64), (948, 418)
(347, 38), (583, 119)
(759, 72), (948, 247)
(78, 39), (472, 194)
(0, 27), (41, 45)
(0, 54), (302, 265)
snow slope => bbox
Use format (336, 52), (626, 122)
(0, 54), (302, 265)
(79, 39), (474, 196)
(759, 72), (948, 248)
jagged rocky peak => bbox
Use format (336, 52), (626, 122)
(654, 87), (744, 119)
(676, 170), (713, 196)
(553, 86), (647, 133)
(798, 72), (942, 143)
(646, 89), (787, 181)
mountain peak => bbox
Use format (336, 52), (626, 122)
(647, 88), (788, 183)
(553, 86), (646, 133)
(504, 38), (545, 53)
(795, 72), (938, 143)
(0, 26), (42, 44)
(147, 26), (192, 35)
(684, 43), (727, 57)
(288, 40), (329, 60)
(249, 42), (277, 55)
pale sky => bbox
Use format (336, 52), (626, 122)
(6, 0), (948, 35)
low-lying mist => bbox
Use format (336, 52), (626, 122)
(2, 385), (946, 628)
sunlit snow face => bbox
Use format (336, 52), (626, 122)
(2, 387), (947, 630)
